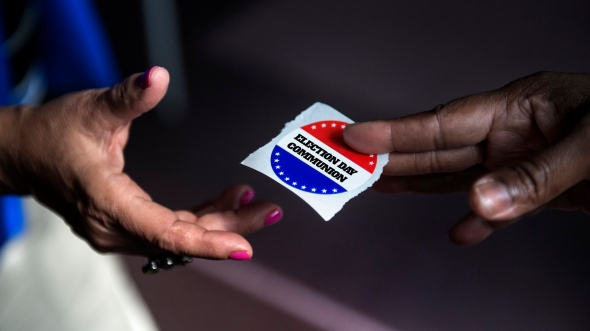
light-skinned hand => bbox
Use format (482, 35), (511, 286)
(0, 66), (283, 259)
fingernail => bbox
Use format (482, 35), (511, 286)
(474, 180), (511, 218)
(264, 209), (283, 226)
(228, 251), (251, 261)
(139, 66), (158, 89)
(239, 189), (255, 206)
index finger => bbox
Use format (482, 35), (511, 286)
(99, 175), (254, 259)
(128, 196), (254, 259)
(343, 93), (499, 154)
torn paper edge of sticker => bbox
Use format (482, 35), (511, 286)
(241, 102), (388, 221)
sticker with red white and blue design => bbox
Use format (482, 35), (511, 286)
(241, 102), (388, 221)
(271, 121), (376, 195)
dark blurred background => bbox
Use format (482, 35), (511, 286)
(94, 1), (590, 330)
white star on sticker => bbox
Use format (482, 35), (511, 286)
(312, 125), (316, 129)
(331, 123), (336, 127)
(321, 123), (326, 128)
(285, 177), (290, 181)
(275, 152), (280, 156)
(370, 154), (374, 157)
(311, 188), (316, 192)
(341, 124), (346, 129)
(332, 188), (337, 192)
(292, 182), (297, 186)
(275, 165), (281, 169)
(301, 185), (306, 189)
(369, 161), (374, 165)
(274, 159), (279, 162)
(279, 172), (284, 175)
(322, 189), (327, 193)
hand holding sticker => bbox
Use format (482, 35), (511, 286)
(242, 103), (388, 220)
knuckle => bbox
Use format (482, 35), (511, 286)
(510, 157), (552, 204)
(514, 87), (552, 112)
(529, 71), (554, 81)
(411, 151), (443, 175)
(514, 93), (532, 114)
(159, 222), (200, 256)
(510, 71), (553, 88)
(100, 78), (134, 111)
(67, 90), (101, 123)
(504, 71), (558, 102)
(428, 150), (443, 173)
(388, 119), (397, 152)
(432, 110), (446, 150)
(429, 104), (446, 112)
(158, 223), (185, 254)
(412, 153), (421, 174)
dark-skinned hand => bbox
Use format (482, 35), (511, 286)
(344, 72), (590, 245)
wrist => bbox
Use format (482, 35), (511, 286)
(0, 106), (28, 195)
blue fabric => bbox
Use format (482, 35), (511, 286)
(0, 4), (23, 248)
(0, 0), (120, 249)
(0, 197), (24, 245)
(39, 0), (120, 96)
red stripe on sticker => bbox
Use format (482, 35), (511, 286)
(301, 121), (377, 173)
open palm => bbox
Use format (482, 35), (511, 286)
(0, 67), (282, 259)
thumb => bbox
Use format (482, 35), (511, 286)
(470, 120), (590, 220)
(95, 66), (170, 128)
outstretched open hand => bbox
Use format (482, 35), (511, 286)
(0, 67), (282, 259)
(344, 72), (590, 245)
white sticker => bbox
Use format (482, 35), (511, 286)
(241, 102), (388, 221)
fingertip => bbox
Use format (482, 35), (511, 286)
(150, 66), (170, 89)
(193, 200), (283, 236)
(236, 200), (284, 228)
(138, 66), (157, 89)
(138, 66), (170, 87)
(448, 213), (494, 246)
(470, 178), (514, 220)
(217, 184), (254, 210)
(343, 122), (371, 152)
(239, 189), (255, 206)
(264, 209), (283, 226)
(137, 66), (170, 110)
(198, 229), (253, 259)
(343, 121), (392, 154)
(228, 251), (252, 261)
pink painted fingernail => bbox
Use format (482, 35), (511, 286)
(228, 251), (251, 261)
(139, 66), (158, 89)
(264, 209), (283, 226)
(239, 189), (255, 206)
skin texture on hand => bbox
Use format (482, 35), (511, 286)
(343, 72), (590, 246)
(0, 67), (282, 259)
